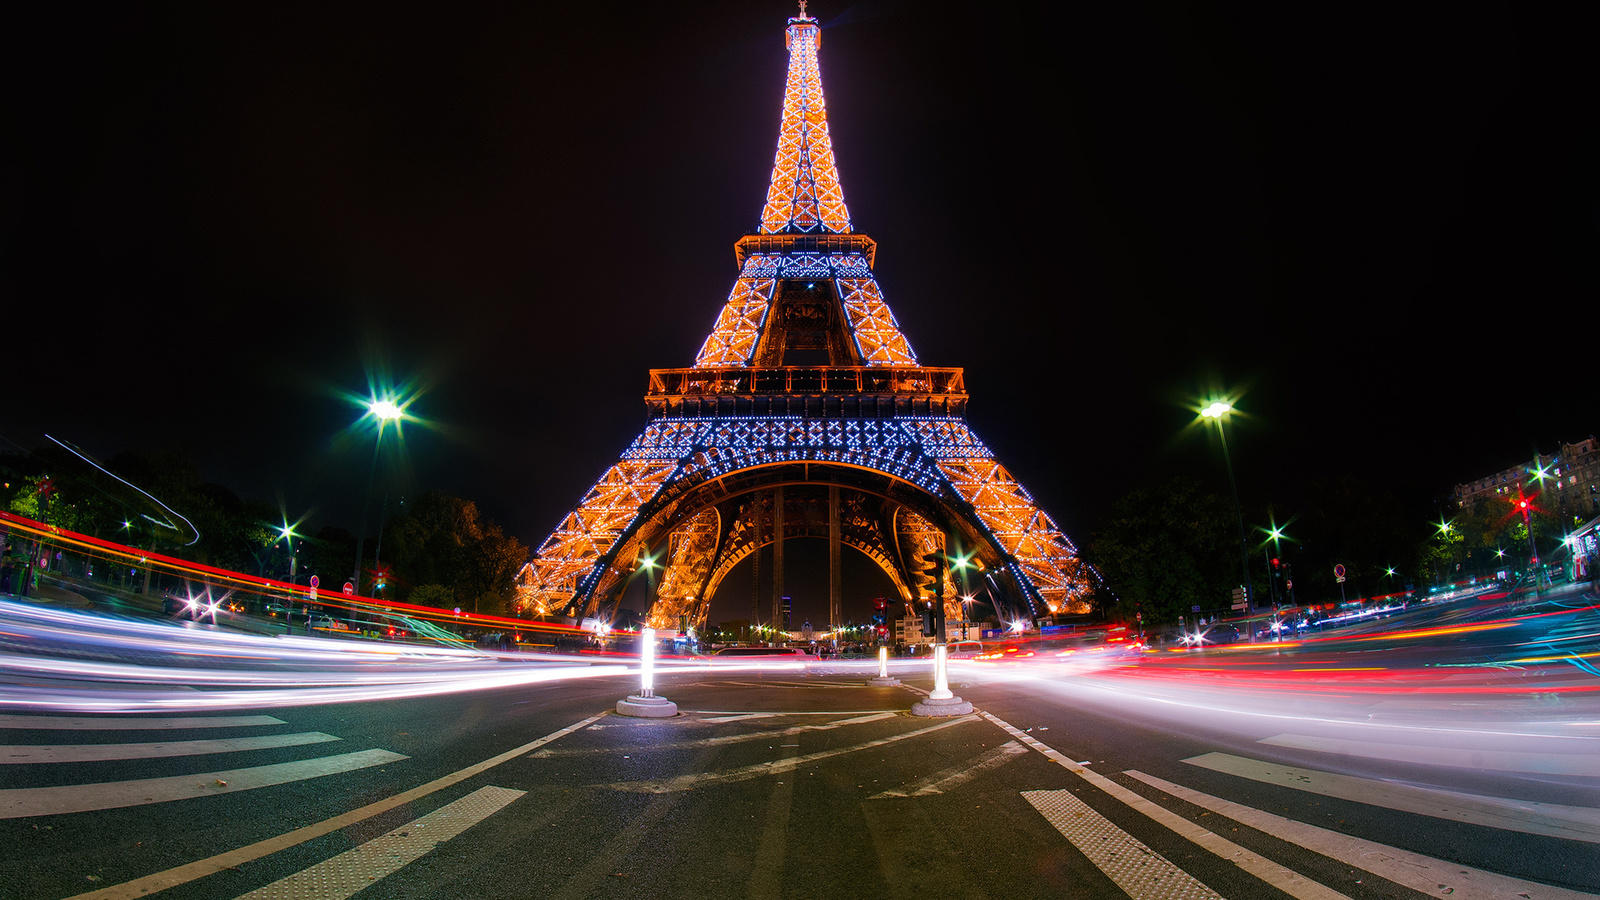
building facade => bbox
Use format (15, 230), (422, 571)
(1451, 436), (1600, 524)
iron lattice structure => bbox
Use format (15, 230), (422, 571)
(516, 10), (1090, 631)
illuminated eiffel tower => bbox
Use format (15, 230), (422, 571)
(515, 5), (1090, 632)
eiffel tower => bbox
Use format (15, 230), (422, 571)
(515, 5), (1090, 632)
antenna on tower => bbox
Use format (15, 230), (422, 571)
(798, 0), (809, 19)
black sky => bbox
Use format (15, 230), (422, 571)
(4, 2), (1595, 624)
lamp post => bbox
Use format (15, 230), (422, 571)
(1259, 519), (1290, 636)
(1201, 400), (1253, 639)
(1435, 519), (1455, 588)
(278, 524), (299, 586)
(351, 398), (403, 596)
(639, 549), (658, 618)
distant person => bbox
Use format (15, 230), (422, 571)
(0, 551), (13, 594)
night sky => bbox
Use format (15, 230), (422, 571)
(5, 2), (1594, 624)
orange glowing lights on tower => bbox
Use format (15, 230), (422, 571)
(760, 9), (851, 235)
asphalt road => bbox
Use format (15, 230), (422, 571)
(3, 598), (1599, 900)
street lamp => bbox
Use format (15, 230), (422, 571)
(638, 549), (658, 613)
(1257, 516), (1293, 628)
(1201, 399), (1253, 637)
(351, 396), (405, 596)
(278, 523), (299, 585)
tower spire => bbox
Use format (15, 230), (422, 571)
(760, 5), (851, 234)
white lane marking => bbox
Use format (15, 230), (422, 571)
(1023, 789), (1226, 900)
(0, 714), (286, 730)
(63, 713), (604, 900)
(826, 712), (899, 726)
(0, 749), (406, 819)
(1258, 732), (1600, 776)
(982, 712), (1353, 900)
(231, 786), (525, 900)
(535, 711), (900, 757)
(0, 732), (341, 764)
(607, 716), (977, 793)
(1126, 770), (1600, 900)
(871, 740), (1027, 798)
(1186, 752), (1600, 844)
(689, 709), (903, 718)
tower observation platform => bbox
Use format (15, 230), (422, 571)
(515, 8), (1090, 635)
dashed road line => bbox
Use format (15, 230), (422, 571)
(871, 740), (1027, 798)
(688, 709), (902, 719)
(606, 715), (976, 793)
(534, 711), (899, 757)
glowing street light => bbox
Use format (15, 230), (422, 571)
(1257, 516), (1294, 614)
(637, 550), (659, 623)
(351, 395), (407, 595)
(1200, 397), (1253, 636)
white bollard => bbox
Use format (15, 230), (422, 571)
(929, 643), (952, 700)
(911, 641), (971, 717)
(639, 625), (656, 698)
(616, 626), (677, 717)
(868, 644), (900, 685)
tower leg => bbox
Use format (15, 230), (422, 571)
(829, 484), (841, 648)
(772, 485), (785, 640)
(750, 508), (762, 638)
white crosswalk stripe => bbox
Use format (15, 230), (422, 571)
(1256, 732), (1600, 775)
(0, 712), (406, 819)
(984, 712), (1353, 900)
(1, 749), (406, 818)
(1024, 788), (1227, 900)
(0, 732), (341, 763)
(231, 786), (524, 900)
(1126, 770), (1600, 900)
(1188, 750), (1600, 842)
(0, 714), (287, 730)
(988, 705), (1598, 900)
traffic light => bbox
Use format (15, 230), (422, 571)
(921, 600), (937, 637)
(913, 550), (946, 599)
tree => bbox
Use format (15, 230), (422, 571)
(410, 584), (455, 609)
(382, 492), (529, 616)
(1293, 476), (1414, 603)
(1085, 477), (1238, 625)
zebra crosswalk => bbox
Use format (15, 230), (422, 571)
(0, 712), (407, 819)
(986, 710), (1600, 900)
(1, 709), (601, 900)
